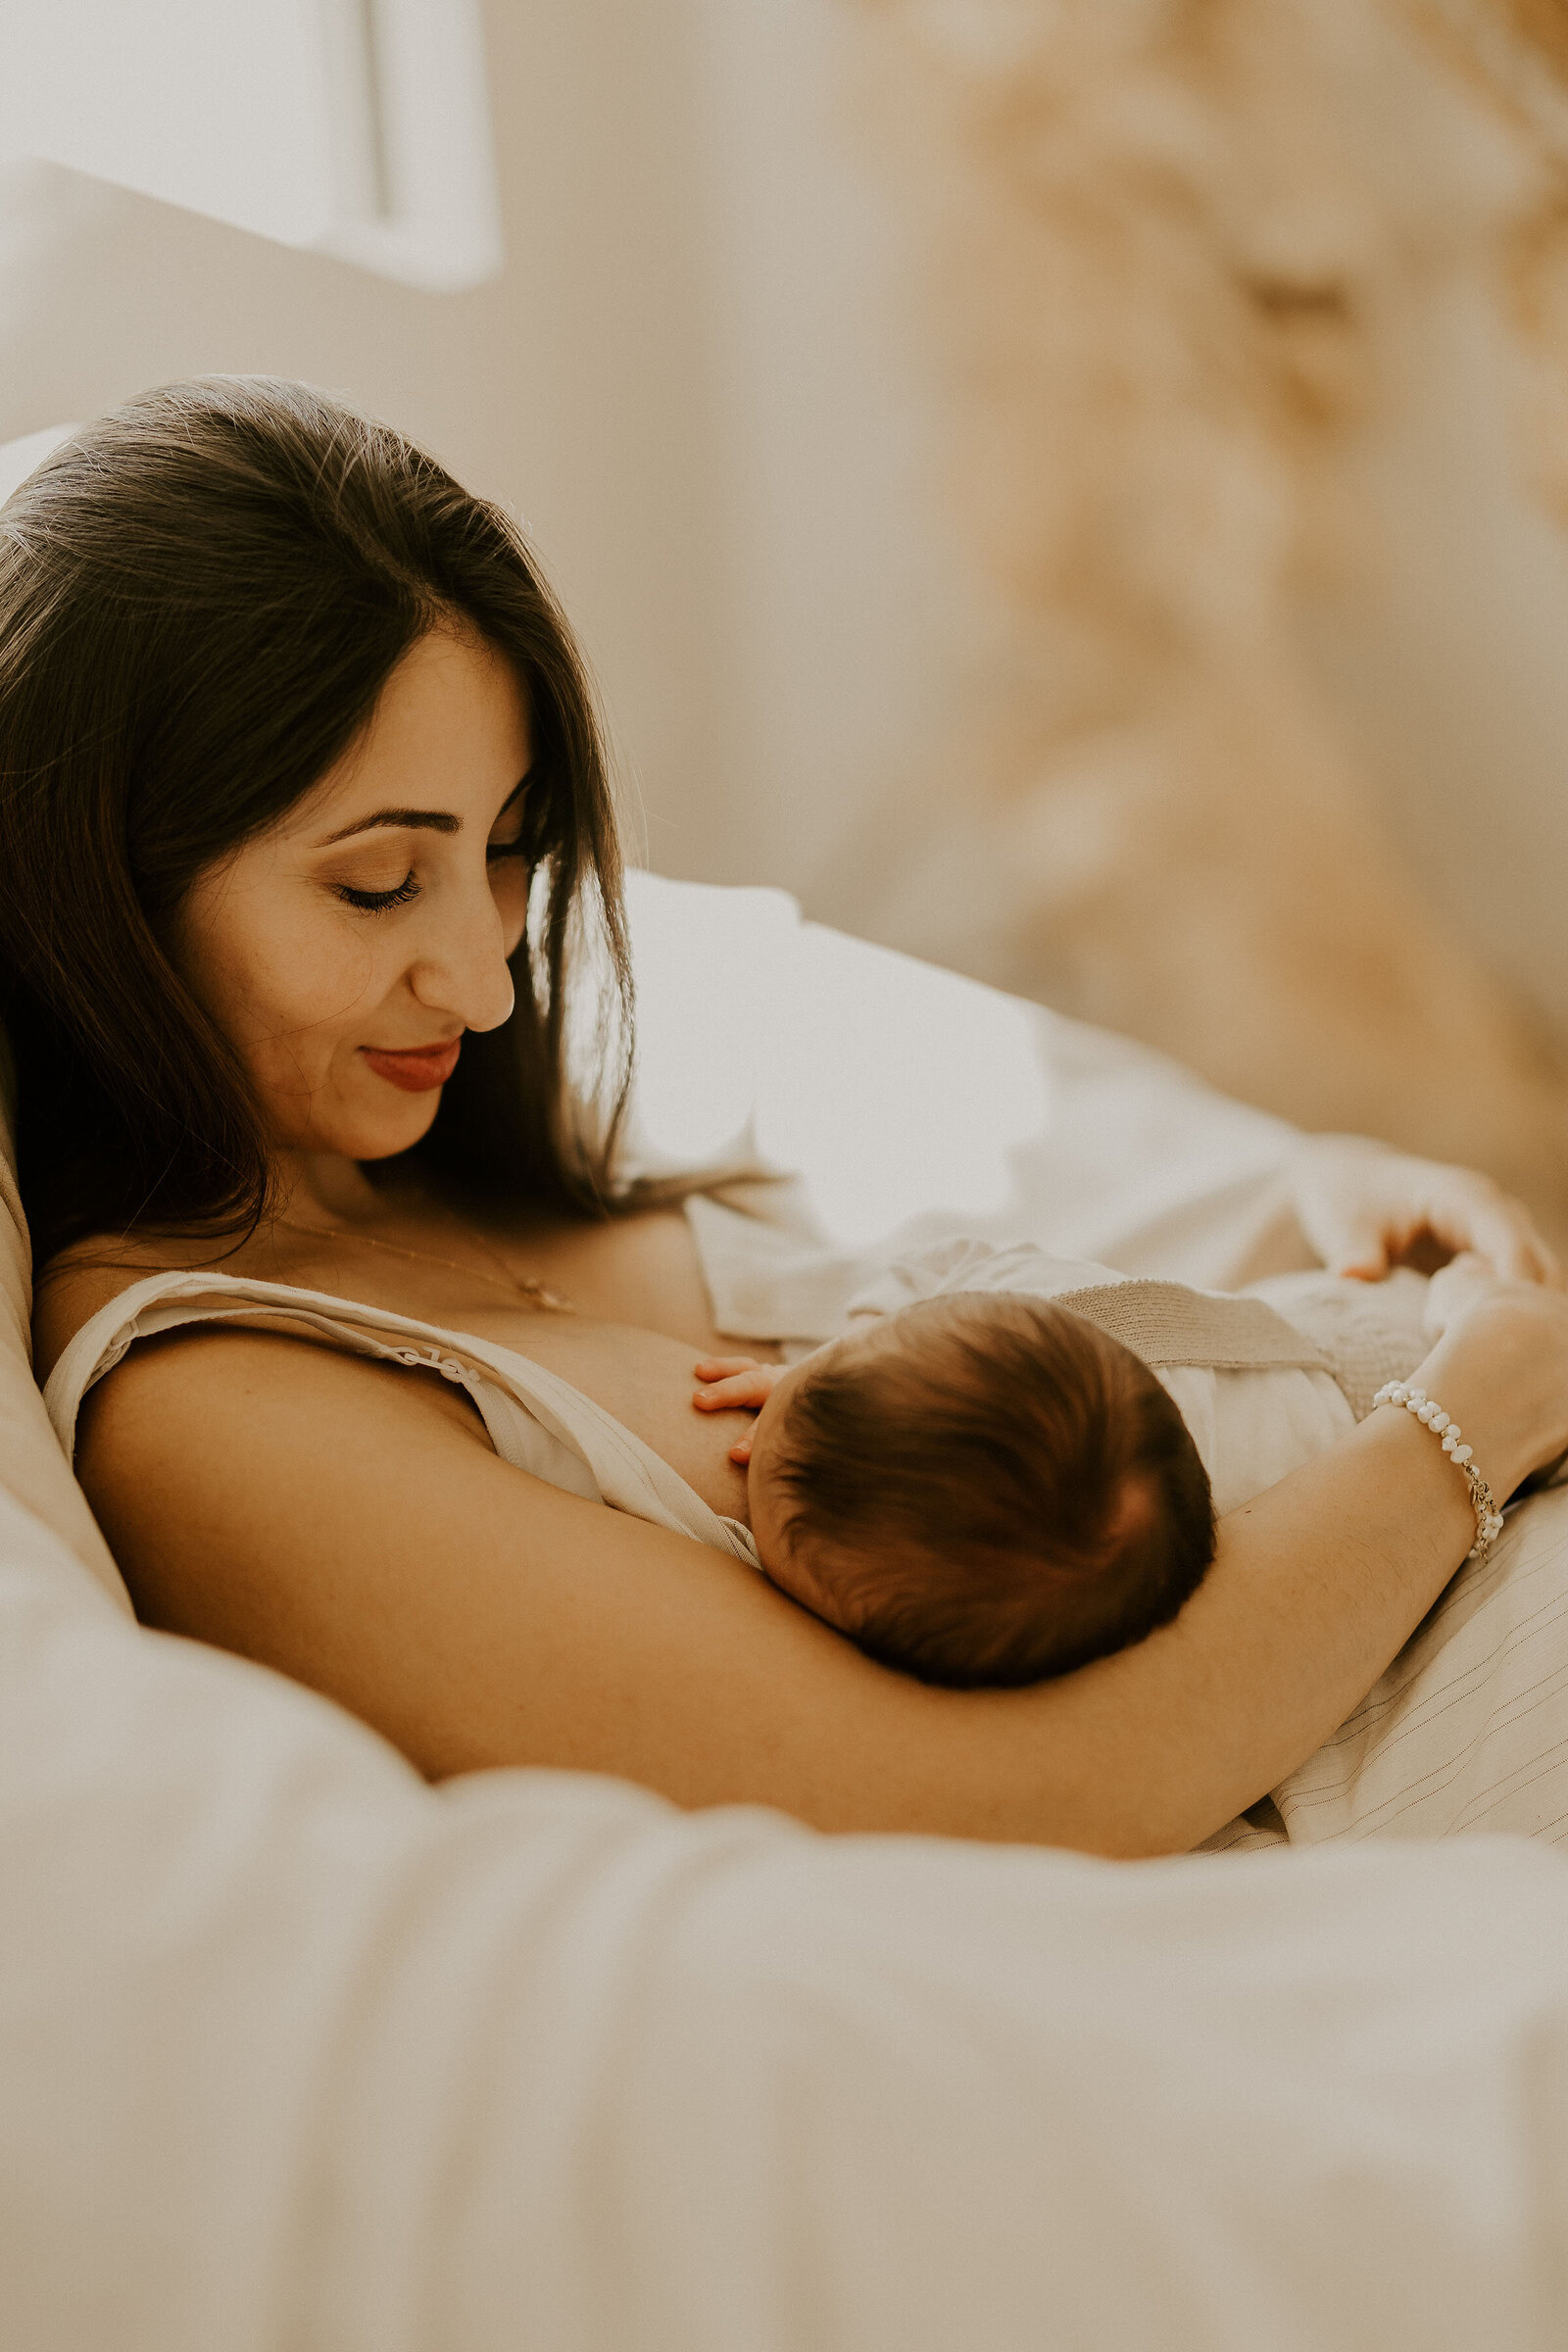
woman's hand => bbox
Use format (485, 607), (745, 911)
(1289, 1137), (1562, 1288)
(1421, 1251), (1506, 1342)
(1406, 1276), (1568, 1500)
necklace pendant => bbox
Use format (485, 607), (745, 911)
(515, 1274), (575, 1313)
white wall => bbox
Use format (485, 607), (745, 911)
(0, 0), (956, 913)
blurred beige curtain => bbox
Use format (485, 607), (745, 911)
(849, 0), (1568, 1247)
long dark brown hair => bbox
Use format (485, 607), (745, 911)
(0, 376), (632, 1266)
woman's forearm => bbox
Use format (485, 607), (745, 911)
(993, 1406), (1481, 1857)
(1000, 1296), (1568, 1858)
(663, 1396), (1483, 1858)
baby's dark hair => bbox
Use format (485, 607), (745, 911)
(765, 1293), (1216, 1687)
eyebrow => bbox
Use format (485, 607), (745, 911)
(318, 806), (458, 846)
(316, 771), (533, 849)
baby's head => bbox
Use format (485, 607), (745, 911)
(747, 1294), (1215, 1687)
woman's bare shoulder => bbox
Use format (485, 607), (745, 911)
(32, 1227), (204, 1381)
(72, 1316), (907, 1801)
(73, 1323), (504, 1720)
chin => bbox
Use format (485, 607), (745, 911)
(367, 1106), (444, 1160)
(311, 1092), (445, 1164)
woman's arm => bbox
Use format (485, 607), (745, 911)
(74, 1294), (1568, 1857)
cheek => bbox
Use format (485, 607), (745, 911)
(177, 875), (386, 1069)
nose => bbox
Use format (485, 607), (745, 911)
(406, 874), (517, 1034)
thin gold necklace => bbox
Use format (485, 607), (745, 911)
(273, 1211), (575, 1313)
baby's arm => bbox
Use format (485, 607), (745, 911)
(692, 1356), (786, 1464)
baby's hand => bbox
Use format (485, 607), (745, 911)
(692, 1355), (783, 1465)
(693, 1355), (783, 1409)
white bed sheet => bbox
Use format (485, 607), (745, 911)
(8, 1479), (1568, 2351)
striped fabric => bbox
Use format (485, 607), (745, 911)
(1201, 1492), (1568, 1851)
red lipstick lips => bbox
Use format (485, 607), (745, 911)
(362, 1038), (463, 1093)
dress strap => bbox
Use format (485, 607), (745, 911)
(44, 1268), (760, 1569)
(1048, 1280), (1334, 1375)
(838, 1237), (1427, 1419)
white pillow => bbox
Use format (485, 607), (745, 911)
(0, 425), (128, 1609)
(0, 1072), (127, 1609)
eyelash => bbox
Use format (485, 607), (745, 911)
(336, 838), (530, 916)
(338, 874), (419, 914)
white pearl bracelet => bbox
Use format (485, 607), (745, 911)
(1371, 1381), (1505, 1559)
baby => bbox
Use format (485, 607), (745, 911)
(693, 1236), (1466, 1689)
(694, 1284), (1218, 1689)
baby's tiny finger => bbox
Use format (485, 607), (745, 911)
(694, 1374), (765, 1409)
(693, 1355), (758, 1379)
(728, 1433), (755, 1464)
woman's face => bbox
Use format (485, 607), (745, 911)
(175, 626), (535, 1163)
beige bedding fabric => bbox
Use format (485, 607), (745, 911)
(0, 423), (124, 1603)
(1203, 1492), (1568, 1851)
(8, 1470), (1568, 2352)
(0, 1105), (127, 1611)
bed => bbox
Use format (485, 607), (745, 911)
(6, 856), (1568, 2345)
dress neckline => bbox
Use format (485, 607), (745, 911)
(41, 1263), (761, 1571)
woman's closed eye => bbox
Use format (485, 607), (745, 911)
(337, 871), (420, 913)
(335, 832), (532, 914)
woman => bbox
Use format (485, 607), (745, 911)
(5, 376), (1567, 1855)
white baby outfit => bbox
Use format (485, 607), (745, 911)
(838, 1238), (1433, 1517)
